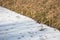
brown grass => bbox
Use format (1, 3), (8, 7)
(0, 0), (60, 30)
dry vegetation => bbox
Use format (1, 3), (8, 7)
(0, 0), (60, 30)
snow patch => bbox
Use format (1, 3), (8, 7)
(0, 6), (60, 40)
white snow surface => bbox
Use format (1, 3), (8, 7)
(0, 6), (60, 40)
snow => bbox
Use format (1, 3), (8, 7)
(0, 6), (60, 40)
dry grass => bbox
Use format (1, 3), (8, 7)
(0, 0), (60, 30)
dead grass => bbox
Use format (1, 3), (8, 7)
(0, 0), (60, 30)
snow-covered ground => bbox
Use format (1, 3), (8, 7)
(0, 6), (60, 40)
